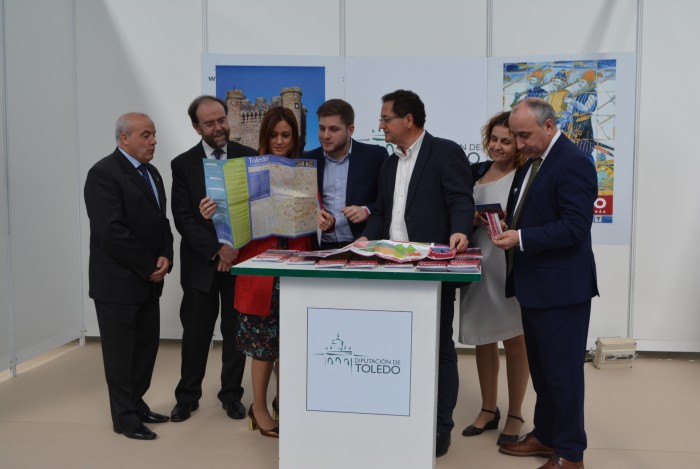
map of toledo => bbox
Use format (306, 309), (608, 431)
(247, 159), (318, 238)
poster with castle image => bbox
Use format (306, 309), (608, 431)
(212, 64), (328, 153)
(201, 55), (487, 163)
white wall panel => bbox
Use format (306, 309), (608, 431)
(492, 0), (637, 55)
(632, 0), (700, 351)
(346, 0), (487, 56)
(75, 0), (204, 338)
(5, 0), (82, 363)
(490, 0), (640, 347)
(588, 245), (631, 346)
(0, 0), (12, 372)
(207, 0), (340, 56)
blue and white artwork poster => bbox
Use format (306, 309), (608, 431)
(307, 308), (412, 416)
(487, 52), (636, 246)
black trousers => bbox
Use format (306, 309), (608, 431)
(94, 295), (160, 431)
(436, 282), (459, 433)
(174, 272), (246, 405)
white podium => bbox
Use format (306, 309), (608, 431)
(231, 261), (479, 469)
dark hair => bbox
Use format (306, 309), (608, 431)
(516, 98), (556, 127)
(381, 89), (426, 128)
(316, 99), (355, 127)
(482, 111), (526, 169)
(187, 95), (228, 124)
(258, 107), (301, 158)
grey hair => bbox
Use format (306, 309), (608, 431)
(115, 112), (151, 142)
(516, 98), (556, 127)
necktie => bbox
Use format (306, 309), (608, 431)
(137, 164), (158, 205)
(212, 147), (225, 159)
(510, 157), (542, 230)
(507, 157), (541, 275)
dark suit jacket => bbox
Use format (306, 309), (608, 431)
(84, 148), (174, 304)
(171, 140), (256, 292)
(304, 139), (388, 239)
(505, 133), (599, 308)
(362, 132), (474, 244)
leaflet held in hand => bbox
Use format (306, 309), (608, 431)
(203, 155), (319, 249)
(476, 203), (504, 238)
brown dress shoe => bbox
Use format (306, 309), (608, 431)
(537, 456), (584, 469)
(498, 432), (555, 458)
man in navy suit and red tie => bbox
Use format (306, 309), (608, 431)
(359, 89), (474, 458)
(493, 98), (598, 469)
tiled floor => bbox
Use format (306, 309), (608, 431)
(1, 340), (698, 468)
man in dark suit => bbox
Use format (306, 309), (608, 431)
(169, 95), (255, 422)
(493, 98), (598, 469)
(84, 112), (174, 440)
(304, 99), (387, 249)
(359, 90), (474, 458)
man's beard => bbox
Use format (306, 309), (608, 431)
(206, 129), (230, 147)
(324, 138), (349, 156)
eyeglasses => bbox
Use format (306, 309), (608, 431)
(378, 115), (404, 124)
(197, 116), (227, 130)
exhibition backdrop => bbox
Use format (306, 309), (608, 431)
(203, 53), (635, 246)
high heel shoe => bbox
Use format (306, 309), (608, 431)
(271, 396), (279, 421)
(248, 404), (279, 438)
(496, 414), (525, 446)
(462, 407), (500, 437)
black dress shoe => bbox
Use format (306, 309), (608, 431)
(462, 407), (500, 437)
(222, 401), (246, 420)
(436, 431), (451, 458)
(114, 423), (157, 440)
(141, 411), (170, 424)
(170, 402), (199, 422)
(496, 414), (525, 446)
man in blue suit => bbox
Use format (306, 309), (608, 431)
(304, 99), (388, 249)
(493, 98), (598, 469)
(359, 90), (474, 458)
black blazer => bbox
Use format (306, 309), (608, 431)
(470, 160), (493, 182)
(84, 148), (174, 303)
(304, 139), (388, 240)
(362, 132), (474, 244)
(171, 140), (256, 292)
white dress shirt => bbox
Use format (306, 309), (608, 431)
(389, 130), (426, 242)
